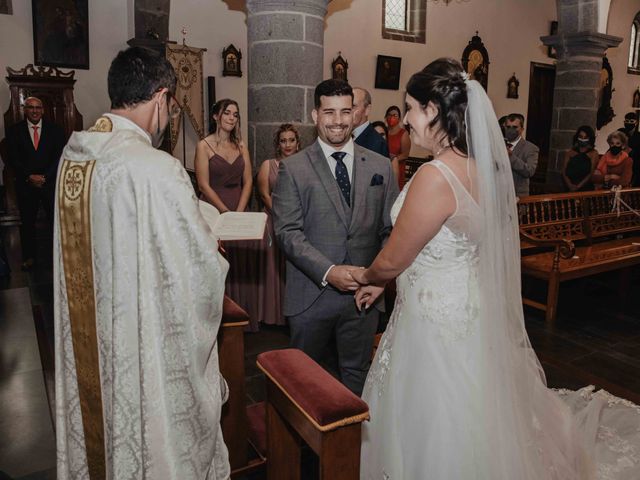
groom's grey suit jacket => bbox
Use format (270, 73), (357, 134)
(272, 140), (399, 317)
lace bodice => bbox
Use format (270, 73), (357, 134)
(392, 160), (481, 302)
(391, 159), (481, 271)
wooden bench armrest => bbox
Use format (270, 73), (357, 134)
(519, 231), (576, 259)
(256, 349), (369, 432)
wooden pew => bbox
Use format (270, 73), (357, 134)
(518, 188), (640, 322)
(218, 296), (266, 477)
(257, 349), (370, 480)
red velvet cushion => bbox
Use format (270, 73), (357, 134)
(222, 295), (249, 324)
(257, 349), (369, 430)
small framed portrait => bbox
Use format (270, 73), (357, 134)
(332, 52), (348, 82)
(507, 74), (519, 99)
(375, 55), (401, 90)
(0, 0), (13, 15)
(222, 44), (242, 77)
(32, 0), (90, 69)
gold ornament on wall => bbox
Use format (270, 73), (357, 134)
(166, 42), (206, 153)
(461, 32), (489, 91)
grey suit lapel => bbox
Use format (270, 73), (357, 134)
(513, 138), (525, 155)
(307, 141), (349, 227)
(350, 145), (370, 231)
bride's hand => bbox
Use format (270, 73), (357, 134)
(355, 285), (385, 311)
(349, 267), (368, 285)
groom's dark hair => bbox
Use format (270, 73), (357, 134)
(314, 79), (353, 109)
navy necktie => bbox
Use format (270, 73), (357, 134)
(332, 151), (351, 206)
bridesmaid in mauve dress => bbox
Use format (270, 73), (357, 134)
(195, 98), (260, 331)
(256, 124), (301, 326)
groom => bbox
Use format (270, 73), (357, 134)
(273, 79), (398, 395)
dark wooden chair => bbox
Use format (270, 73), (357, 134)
(518, 188), (640, 321)
(2, 64), (83, 216)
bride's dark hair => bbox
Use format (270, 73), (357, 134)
(406, 58), (468, 154)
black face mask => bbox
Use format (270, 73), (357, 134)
(575, 138), (591, 149)
(504, 126), (519, 142)
(609, 146), (622, 156)
(624, 122), (636, 131)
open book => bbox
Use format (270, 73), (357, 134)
(198, 200), (267, 241)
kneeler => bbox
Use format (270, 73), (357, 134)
(218, 295), (267, 475)
(256, 349), (370, 480)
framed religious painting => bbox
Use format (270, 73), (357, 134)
(0, 0), (13, 15)
(507, 73), (519, 99)
(222, 44), (242, 77)
(32, 0), (90, 69)
(332, 52), (349, 82)
(461, 32), (489, 91)
(375, 55), (401, 90)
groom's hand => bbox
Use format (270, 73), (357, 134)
(326, 265), (360, 292)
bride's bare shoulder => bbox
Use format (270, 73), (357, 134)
(406, 162), (454, 202)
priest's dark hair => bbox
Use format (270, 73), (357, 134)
(314, 79), (353, 109)
(108, 47), (177, 109)
(406, 58), (468, 155)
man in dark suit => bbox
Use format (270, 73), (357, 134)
(273, 80), (399, 395)
(6, 96), (66, 269)
(504, 113), (539, 197)
(352, 87), (389, 157)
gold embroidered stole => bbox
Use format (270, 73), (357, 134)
(58, 155), (105, 478)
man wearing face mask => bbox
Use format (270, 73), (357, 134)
(53, 47), (230, 479)
(504, 113), (539, 197)
(618, 112), (640, 186)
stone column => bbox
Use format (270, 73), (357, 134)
(541, 0), (620, 186)
(247, 0), (329, 169)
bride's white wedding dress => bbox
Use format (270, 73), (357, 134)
(361, 160), (640, 479)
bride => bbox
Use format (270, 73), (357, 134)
(351, 58), (640, 479)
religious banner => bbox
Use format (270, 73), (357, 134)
(166, 43), (206, 152)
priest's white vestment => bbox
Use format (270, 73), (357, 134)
(54, 114), (230, 479)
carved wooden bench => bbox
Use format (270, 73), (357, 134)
(518, 188), (640, 322)
(256, 349), (369, 480)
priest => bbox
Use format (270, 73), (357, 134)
(54, 46), (230, 479)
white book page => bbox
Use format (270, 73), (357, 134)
(198, 200), (267, 241)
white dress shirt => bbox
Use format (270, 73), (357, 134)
(317, 137), (355, 181)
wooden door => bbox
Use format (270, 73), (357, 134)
(526, 62), (555, 186)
